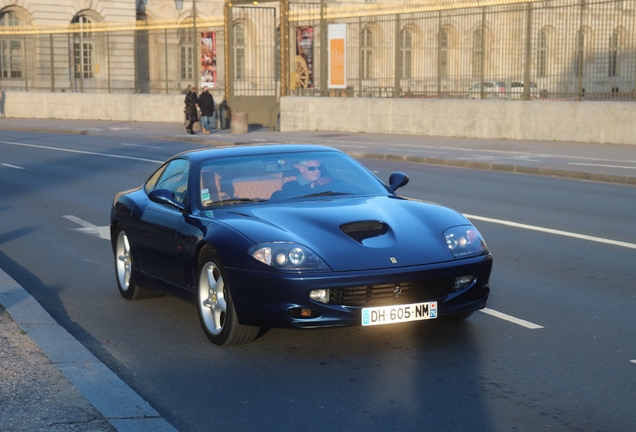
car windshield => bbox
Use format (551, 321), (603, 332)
(197, 150), (390, 207)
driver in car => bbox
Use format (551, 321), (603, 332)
(281, 159), (332, 194)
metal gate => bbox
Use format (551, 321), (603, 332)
(225, 4), (279, 129)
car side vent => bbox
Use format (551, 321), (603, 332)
(340, 221), (388, 242)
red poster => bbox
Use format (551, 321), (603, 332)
(200, 32), (217, 88)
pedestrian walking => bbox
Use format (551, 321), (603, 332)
(198, 86), (215, 134)
(184, 86), (199, 134)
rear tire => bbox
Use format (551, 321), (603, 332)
(114, 229), (162, 300)
(197, 250), (261, 346)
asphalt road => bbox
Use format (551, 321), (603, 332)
(1, 131), (635, 431)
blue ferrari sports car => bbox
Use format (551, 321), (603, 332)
(110, 144), (492, 345)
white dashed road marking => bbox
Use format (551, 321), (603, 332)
(121, 143), (162, 149)
(479, 308), (544, 329)
(465, 214), (636, 250)
(1, 140), (163, 164)
(1, 163), (25, 169)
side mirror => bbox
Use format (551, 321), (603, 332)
(148, 188), (185, 211)
(388, 172), (409, 192)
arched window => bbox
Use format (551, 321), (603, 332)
(399, 28), (413, 79)
(438, 28), (449, 78)
(537, 28), (548, 77)
(608, 28), (623, 77)
(472, 28), (483, 78)
(234, 23), (246, 80)
(178, 20), (194, 81)
(0, 11), (23, 78)
(574, 27), (592, 78)
(361, 27), (374, 79)
(71, 15), (95, 79)
(574, 30), (584, 77)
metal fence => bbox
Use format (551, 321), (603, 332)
(1, 0), (635, 101)
(289, 0), (636, 101)
(0, 19), (225, 94)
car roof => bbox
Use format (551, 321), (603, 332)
(172, 144), (343, 163)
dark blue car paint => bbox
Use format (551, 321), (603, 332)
(110, 145), (492, 328)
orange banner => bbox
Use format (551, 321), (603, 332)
(328, 24), (346, 89)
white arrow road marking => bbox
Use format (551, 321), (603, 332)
(64, 215), (110, 240)
(479, 308), (544, 329)
(631, 360), (636, 364)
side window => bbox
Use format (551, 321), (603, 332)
(147, 159), (190, 204)
(145, 163), (168, 192)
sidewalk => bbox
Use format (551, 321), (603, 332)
(0, 269), (177, 432)
(0, 117), (635, 432)
(0, 305), (116, 432)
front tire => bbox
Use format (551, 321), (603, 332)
(114, 229), (162, 300)
(197, 250), (260, 346)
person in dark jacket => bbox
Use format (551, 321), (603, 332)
(198, 86), (215, 134)
(184, 86), (199, 134)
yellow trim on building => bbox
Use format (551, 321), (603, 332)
(0, 17), (224, 36)
(0, 0), (531, 34)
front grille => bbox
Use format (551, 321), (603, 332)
(328, 278), (456, 307)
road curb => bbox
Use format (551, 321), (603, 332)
(0, 269), (178, 432)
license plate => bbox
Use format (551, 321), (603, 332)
(361, 301), (437, 326)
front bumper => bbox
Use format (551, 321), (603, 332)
(226, 254), (492, 328)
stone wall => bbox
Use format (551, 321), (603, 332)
(280, 97), (636, 145)
(3, 91), (184, 123)
(2, 91), (635, 145)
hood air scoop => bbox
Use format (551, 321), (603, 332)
(340, 221), (389, 243)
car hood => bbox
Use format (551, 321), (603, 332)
(214, 195), (470, 271)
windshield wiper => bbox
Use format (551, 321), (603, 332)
(295, 191), (351, 199)
(214, 198), (267, 205)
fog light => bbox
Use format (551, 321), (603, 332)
(454, 275), (474, 290)
(309, 289), (329, 303)
(288, 307), (321, 319)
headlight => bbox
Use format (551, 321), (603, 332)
(249, 242), (330, 271)
(444, 226), (488, 259)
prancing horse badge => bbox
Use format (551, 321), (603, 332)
(389, 257), (398, 264)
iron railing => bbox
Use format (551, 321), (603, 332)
(0, 19), (224, 94)
(1, 0), (635, 101)
(289, 0), (636, 101)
